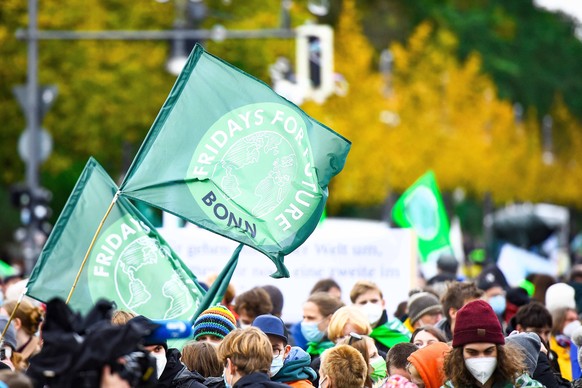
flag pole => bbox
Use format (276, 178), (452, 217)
(66, 191), (119, 304)
(0, 289), (27, 347)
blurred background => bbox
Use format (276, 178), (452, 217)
(1, 0), (582, 275)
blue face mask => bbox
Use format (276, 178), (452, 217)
(301, 321), (325, 343)
(223, 362), (233, 388)
(270, 354), (284, 376)
(488, 295), (506, 315)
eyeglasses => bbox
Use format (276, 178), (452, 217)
(348, 332), (363, 346)
(273, 348), (283, 357)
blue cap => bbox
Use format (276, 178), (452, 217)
(252, 314), (287, 343)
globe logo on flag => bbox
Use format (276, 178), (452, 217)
(88, 217), (200, 320)
(403, 186), (439, 241)
(187, 102), (321, 242)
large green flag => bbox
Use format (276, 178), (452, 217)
(26, 158), (205, 321)
(391, 171), (453, 263)
(119, 45), (351, 278)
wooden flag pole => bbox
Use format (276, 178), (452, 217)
(0, 289), (27, 346)
(66, 191), (119, 304)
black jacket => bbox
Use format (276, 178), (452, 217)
(533, 352), (571, 388)
(233, 372), (289, 388)
(157, 348), (206, 388)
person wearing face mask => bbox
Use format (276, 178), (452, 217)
(350, 281), (411, 354)
(545, 282), (582, 381)
(130, 315), (207, 388)
(340, 333), (388, 387)
(218, 327), (289, 388)
(442, 300), (543, 388)
(319, 345), (368, 388)
(252, 314), (317, 387)
(301, 292), (344, 361)
(403, 292), (443, 334)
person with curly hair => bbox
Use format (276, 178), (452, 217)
(442, 300), (543, 387)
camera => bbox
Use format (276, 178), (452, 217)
(111, 350), (157, 387)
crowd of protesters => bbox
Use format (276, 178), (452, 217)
(3, 254), (582, 387)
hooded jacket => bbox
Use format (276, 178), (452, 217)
(407, 342), (449, 388)
(157, 348), (206, 388)
(272, 347), (316, 387)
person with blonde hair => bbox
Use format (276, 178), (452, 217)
(217, 327), (288, 387)
(110, 309), (136, 325)
(3, 299), (43, 364)
(327, 306), (372, 344)
(319, 344), (368, 388)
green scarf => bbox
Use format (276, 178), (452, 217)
(306, 340), (334, 356)
(370, 319), (411, 348)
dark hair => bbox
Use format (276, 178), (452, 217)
(310, 279), (341, 295)
(0, 370), (33, 388)
(443, 344), (525, 387)
(181, 341), (222, 378)
(386, 342), (418, 372)
(527, 274), (556, 305)
(513, 302), (552, 329)
(306, 292), (345, 317)
(261, 285), (284, 317)
(441, 282), (483, 322)
(234, 287), (273, 319)
(410, 325), (447, 344)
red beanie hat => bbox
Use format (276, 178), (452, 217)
(452, 299), (505, 348)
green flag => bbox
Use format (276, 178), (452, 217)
(119, 45), (351, 278)
(191, 243), (242, 324)
(26, 157), (205, 321)
(391, 171), (452, 263)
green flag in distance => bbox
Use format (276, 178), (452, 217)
(26, 158), (205, 321)
(120, 45), (351, 278)
(391, 170), (453, 263)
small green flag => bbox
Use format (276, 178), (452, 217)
(119, 45), (351, 278)
(26, 158), (205, 320)
(391, 171), (452, 263)
(191, 243), (242, 324)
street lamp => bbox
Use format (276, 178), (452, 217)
(165, 0), (207, 76)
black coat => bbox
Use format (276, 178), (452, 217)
(157, 348), (206, 388)
(233, 372), (289, 388)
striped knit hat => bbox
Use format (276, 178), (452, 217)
(192, 305), (237, 341)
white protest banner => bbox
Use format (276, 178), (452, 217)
(159, 218), (417, 323)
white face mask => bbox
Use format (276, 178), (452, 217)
(239, 322), (251, 329)
(465, 357), (497, 385)
(563, 320), (581, 338)
(359, 303), (383, 325)
(152, 352), (167, 379)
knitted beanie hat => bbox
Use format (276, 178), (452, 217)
(452, 300), (505, 348)
(505, 332), (540, 376)
(408, 292), (442, 326)
(192, 305), (237, 341)
(545, 283), (576, 313)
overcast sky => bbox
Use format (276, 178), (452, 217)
(534, 0), (582, 22)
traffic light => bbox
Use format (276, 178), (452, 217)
(9, 184), (52, 236)
(295, 24), (334, 103)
